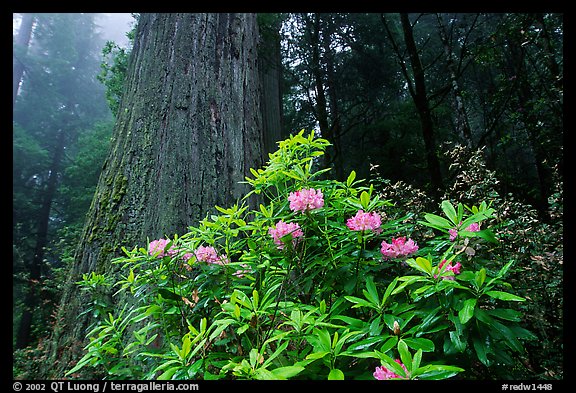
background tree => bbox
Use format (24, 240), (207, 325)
(42, 12), (280, 378)
(13, 13), (35, 107)
(13, 13), (112, 350)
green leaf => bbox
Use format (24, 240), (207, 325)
(487, 308), (522, 322)
(485, 291), (525, 302)
(412, 349), (422, 372)
(457, 203), (464, 223)
(381, 278), (398, 305)
(397, 340), (412, 371)
(181, 335), (191, 359)
(319, 299), (327, 314)
(406, 257), (432, 275)
(374, 350), (406, 378)
(64, 351), (96, 376)
(344, 295), (377, 310)
(252, 290), (259, 310)
(249, 348), (259, 368)
(157, 366), (181, 380)
(379, 336), (399, 353)
(345, 336), (386, 352)
(441, 200), (458, 225)
(422, 213), (453, 229)
(472, 337), (491, 366)
(263, 341), (289, 368)
(449, 331), (467, 352)
(328, 368), (345, 380)
(360, 191), (370, 209)
(254, 368), (277, 380)
(412, 364), (464, 380)
(474, 268), (486, 289)
(346, 170), (356, 187)
(305, 351), (330, 360)
(363, 276), (380, 306)
(402, 337), (435, 352)
(270, 366), (305, 380)
(458, 298), (477, 324)
(475, 229), (499, 243)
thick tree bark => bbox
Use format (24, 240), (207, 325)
(13, 13), (34, 107)
(42, 13), (268, 378)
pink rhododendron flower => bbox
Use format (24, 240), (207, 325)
(232, 263), (251, 278)
(450, 222), (480, 241)
(194, 246), (228, 265)
(434, 259), (462, 280)
(288, 188), (324, 212)
(148, 239), (176, 258)
(373, 359), (408, 380)
(380, 236), (419, 259)
(346, 210), (382, 232)
(466, 222), (480, 232)
(268, 220), (304, 249)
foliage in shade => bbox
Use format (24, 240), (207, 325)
(64, 132), (537, 380)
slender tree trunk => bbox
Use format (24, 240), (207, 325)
(321, 15), (344, 180)
(307, 14), (330, 136)
(435, 13), (473, 147)
(258, 16), (283, 155)
(15, 128), (66, 349)
(13, 13), (34, 107)
(42, 13), (268, 378)
(400, 13), (443, 194)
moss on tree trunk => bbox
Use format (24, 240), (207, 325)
(42, 13), (274, 378)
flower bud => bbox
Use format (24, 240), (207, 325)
(393, 320), (401, 336)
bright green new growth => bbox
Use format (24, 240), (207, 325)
(68, 130), (535, 380)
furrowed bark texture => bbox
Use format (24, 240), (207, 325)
(43, 13), (266, 378)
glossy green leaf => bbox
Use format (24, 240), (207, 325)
(458, 298), (477, 324)
(441, 200), (458, 225)
(402, 337), (435, 352)
(486, 291), (525, 302)
(328, 368), (345, 380)
(397, 340), (412, 371)
(270, 366), (305, 380)
(346, 170), (356, 187)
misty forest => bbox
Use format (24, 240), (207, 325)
(13, 13), (562, 381)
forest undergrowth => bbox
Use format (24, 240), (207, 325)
(14, 132), (563, 381)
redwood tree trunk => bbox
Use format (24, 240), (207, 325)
(13, 13), (34, 107)
(43, 13), (269, 378)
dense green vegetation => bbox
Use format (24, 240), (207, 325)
(13, 12), (562, 380)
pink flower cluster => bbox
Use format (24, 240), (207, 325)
(288, 188), (324, 212)
(148, 239), (193, 261)
(232, 263), (251, 278)
(346, 210), (382, 232)
(434, 259), (462, 280)
(449, 222), (480, 241)
(380, 236), (419, 259)
(148, 239), (173, 257)
(373, 359), (408, 380)
(268, 220), (304, 250)
(195, 245), (229, 265)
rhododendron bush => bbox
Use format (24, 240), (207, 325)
(69, 131), (535, 380)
